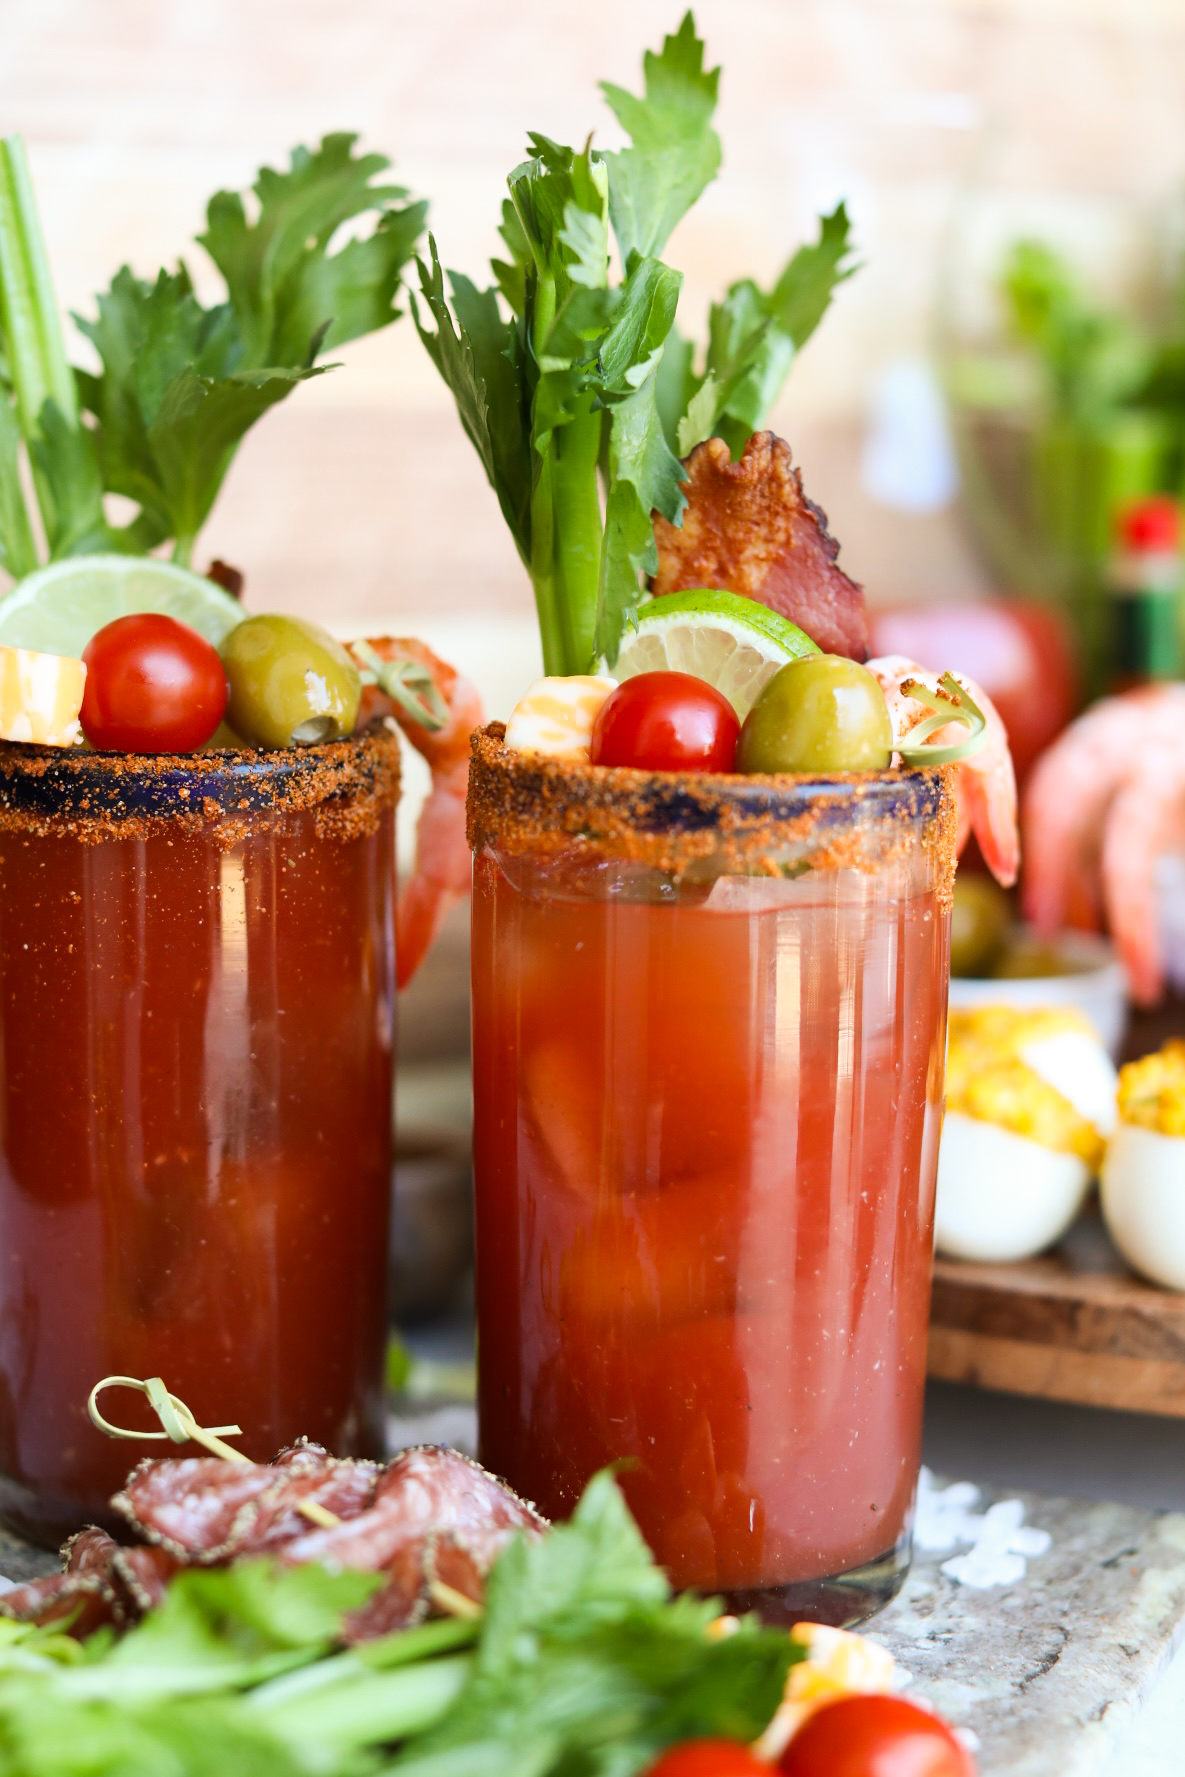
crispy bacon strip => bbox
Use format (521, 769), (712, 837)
(651, 431), (868, 660)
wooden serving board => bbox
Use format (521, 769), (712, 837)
(927, 1210), (1185, 1418)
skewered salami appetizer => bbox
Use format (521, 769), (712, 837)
(0, 1442), (545, 1642)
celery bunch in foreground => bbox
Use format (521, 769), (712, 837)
(0, 1475), (797, 1777)
(0, 133), (426, 578)
(413, 12), (855, 674)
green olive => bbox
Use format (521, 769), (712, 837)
(950, 875), (1012, 978)
(736, 655), (893, 774)
(994, 937), (1080, 980)
(221, 615), (361, 750)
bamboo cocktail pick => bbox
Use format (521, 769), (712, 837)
(87, 1374), (340, 1529)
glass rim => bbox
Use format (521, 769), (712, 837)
(468, 722), (957, 881)
(0, 724), (401, 839)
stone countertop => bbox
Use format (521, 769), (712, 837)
(877, 1485), (1185, 1777)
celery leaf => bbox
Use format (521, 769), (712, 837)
(412, 240), (533, 565)
(199, 133), (423, 367)
(389, 1473), (795, 1777)
(600, 11), (721, 265)
(676, 202), (856, 455)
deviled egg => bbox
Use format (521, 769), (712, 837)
(1101, 1041), (1185, 1291)
(935, 1007), (1117, 1263)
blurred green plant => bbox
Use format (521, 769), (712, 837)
(946, 235), (1185, 694)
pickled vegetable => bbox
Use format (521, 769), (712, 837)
(949, 876), (1012, 978)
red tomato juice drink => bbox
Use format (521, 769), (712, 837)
(470, 727), (955, 1625)
(0, 733), (399, 1545)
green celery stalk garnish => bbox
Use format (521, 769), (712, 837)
(0, 133), (427, 578)
(413, 12), (855, 675)
(0, 136), (107, 567)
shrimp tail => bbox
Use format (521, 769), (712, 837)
(866, 655), (1019, 886)
(396, 873), (455, 992)
(348, 637), (484, 991)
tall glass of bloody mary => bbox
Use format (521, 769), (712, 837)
(0, 731), (399, 1545)
(470, 729), (956, 1626)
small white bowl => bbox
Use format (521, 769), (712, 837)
(1101, 1123), (1185, 1292)
(949, 926), (1129, 1058)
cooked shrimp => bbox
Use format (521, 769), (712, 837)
(866, 654), (1019, 887)
(1021, 685), (1185, 1004)
(1021, 686), (1185, 942)
(350, 637), (484, 991)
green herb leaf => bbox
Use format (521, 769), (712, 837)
(144, 363), (326, 560)
(1001, 238), (1151, 422)
(411, 240), (533, 566)
(598, 369), (686, 665)
(27, 399), (111, 558)
(677, 202), (856, 456)
(59, 1561), (380, 1703)
(600, 12), (721, 265)
(390, 1474), (796, 1777)
(416, 22), (853, 675)
(0, 131), (425, 581)
(199, 132), (424, 367)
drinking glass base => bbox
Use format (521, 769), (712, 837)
(720, 1533), (912, 1629)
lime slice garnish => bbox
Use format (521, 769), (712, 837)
(0, 556), (244, 657)
(612, 589), (820, 718)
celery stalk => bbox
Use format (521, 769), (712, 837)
(0, 384), (37, 578)
(0, 137), (78, 431)
(548, 408), (603, 674)
(252, 1650), (470, 1751)
(0, 133), (109, 561)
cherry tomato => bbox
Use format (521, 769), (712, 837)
(590, 672), (739, 772)
(777, 1695), (974, 1777)
(642, 1740), (769, 1777)
(81, 613), (229, 753)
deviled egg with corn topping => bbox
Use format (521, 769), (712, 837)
(935, 1007), (1118, 1263)
(1102, 1042), (1185, 1291)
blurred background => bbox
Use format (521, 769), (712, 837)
(7, 0), (1185, 1243)
(7, 0), (1185, 686)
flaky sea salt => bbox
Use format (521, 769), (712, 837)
(915, 1467), (1051, 1589)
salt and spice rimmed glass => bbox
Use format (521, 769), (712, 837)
(0, 733), (399, 1546)
(469, 726), (955, 1626)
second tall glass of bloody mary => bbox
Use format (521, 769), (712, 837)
(470, 731), (955, 1625)
(0, 733), (399, 1544)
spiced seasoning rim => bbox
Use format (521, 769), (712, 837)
(0, 725), (402, 827)
(467, 722), (956, 873)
